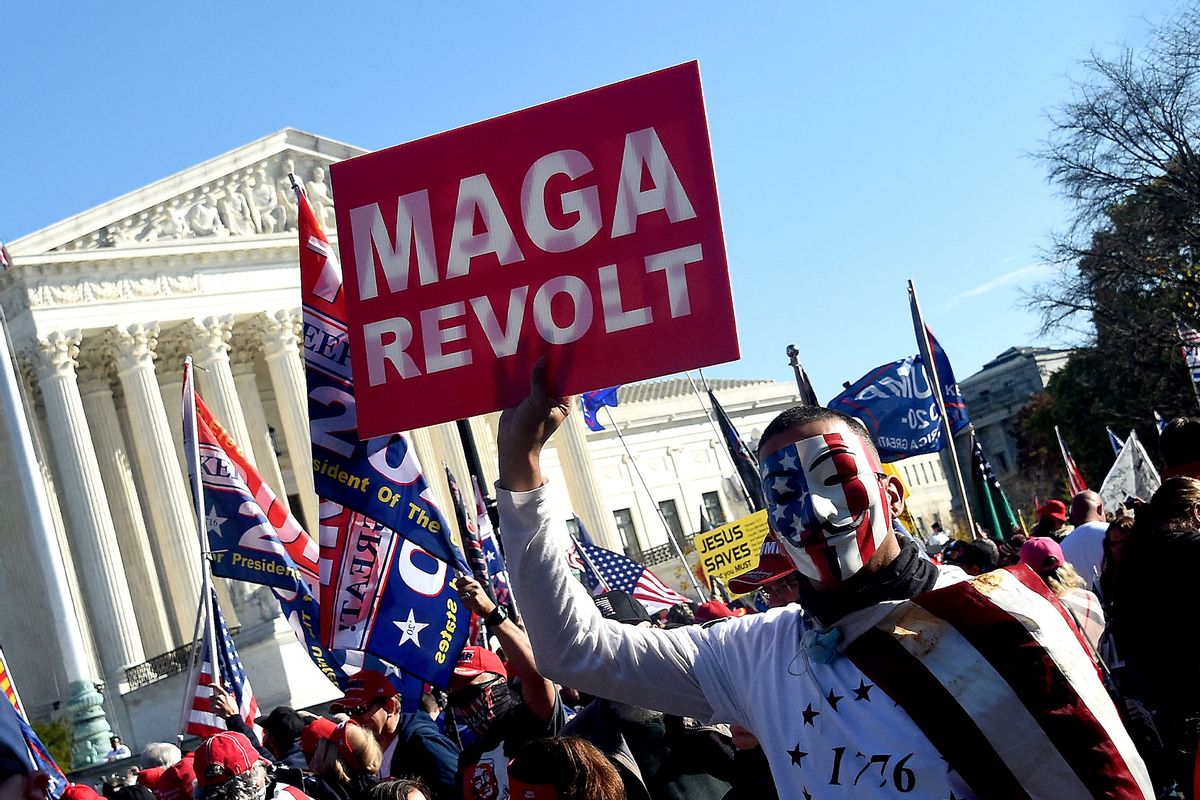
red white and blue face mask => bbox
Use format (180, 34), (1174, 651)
(760, 432), (892, 586)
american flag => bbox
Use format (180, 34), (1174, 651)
(186, 590), (261, 740)
(1177, 321), (1200, 384)
(1055, 425), (1089, 496)
(473, 476), (515, 617)
(569, 541), (689, 613)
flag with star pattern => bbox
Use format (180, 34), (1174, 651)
(185, 589), (262, 740)
(294, 179), (471, 687)
(183, 363), (319, 591)
(571, 541), (689, 612)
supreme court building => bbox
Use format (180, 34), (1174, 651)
(1, 129), (953, 760)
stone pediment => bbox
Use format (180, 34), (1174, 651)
(11, 128), (367, 257)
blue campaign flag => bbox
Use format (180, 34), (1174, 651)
(827, 333), (970, 462)
(580, 387), (621, 431)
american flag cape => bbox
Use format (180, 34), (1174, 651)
(1055, 425), (1089, 496)
(295, 181), (470, 686)
(0, 697), (66, 799)
(186, 589), (261, 740)
(839, 566), (1152, 799)
(568, 541), (689, 613)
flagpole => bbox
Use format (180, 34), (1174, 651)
(177, 593), (209, 737)
(907, 280), (976, 536)
(567, 532), (611, 593)
(785, 344), (821, 405)
(1173, 316), (1200, 413)
(603, 407), (706, 602)
(183, 356), (221, 689)
(683, 371), (756, 511)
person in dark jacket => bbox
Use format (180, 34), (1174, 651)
(330, 671), (458, 800)
(563, 590), (735, 800)
(1114, 476), (1200, 797)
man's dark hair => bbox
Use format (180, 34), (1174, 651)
(1160, 417), (1200, 468)
(260, 707), (303, 749)
(758, 405), (878, 458)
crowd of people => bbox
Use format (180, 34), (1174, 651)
(3, 391), (1199, 799)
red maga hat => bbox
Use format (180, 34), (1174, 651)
(329, 669), (397, 714)
(727, 535), (796, 594)
(193, 732), (265, 788)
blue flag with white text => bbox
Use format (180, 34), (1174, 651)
(827, 333), (970, 462)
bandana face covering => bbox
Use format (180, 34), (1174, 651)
(454, 677), (517, 735)
(760, 431), (892, 586)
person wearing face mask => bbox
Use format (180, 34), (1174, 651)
(451, 577), (566, 800)
(328, 672), (458, 800)
(193, 731), (312, 800)
(493, 363), (1154, 800)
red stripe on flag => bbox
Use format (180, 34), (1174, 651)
(846, 627), (1031, 800)
(913, 580), (1144, 799)
(1005, 565), (1097, 670)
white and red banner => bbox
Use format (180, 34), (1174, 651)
(330, 62), (739, 436)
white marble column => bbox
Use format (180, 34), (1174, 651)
(554, 409), (622, 551)
(108, 323), (204, 638)
(192, 315), (255, 460)
(78, 356), (174, 656)
(426, 422), (474, 541)
(230, 345), (291, 514)
(470, 413), (501, 490)
(32, 330), (145, 676)
(407, 427), (454, 542)
(256, 309), (318, 530)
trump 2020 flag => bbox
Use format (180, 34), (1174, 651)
(570, 541), (689, 613)
(580, 387), (620, 432)
(295, 181), (470, 686)
(183, 366), (319, 590)
(827, 332), (970, 462)
(186, 590), (261, 740)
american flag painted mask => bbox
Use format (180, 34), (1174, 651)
(760, 432), (892, 586)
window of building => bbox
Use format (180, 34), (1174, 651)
(613, 508), (641, 560)
(702, 491), (726, 526)
(658, 499), (686, 547)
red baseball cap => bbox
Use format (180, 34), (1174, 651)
(1020, 537), (1065, 576)
(193, 732), (265, 788)
(156, 756), (196, 800)
(329, 669), (398, 714)
(451, 647), (507, 688)
(62, 785), (103, 800)
(727, 536), (797, 594)
(136, 767), (165, 792)
(300, 716), (338, 756)
(1037, 500), (1068, 524)
(695, 600), (745, 622)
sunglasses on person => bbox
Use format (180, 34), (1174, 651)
(448, 675), (504, 710)
(339, 697), (387, 717)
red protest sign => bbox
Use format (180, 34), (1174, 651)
(332, 62), (739, 436)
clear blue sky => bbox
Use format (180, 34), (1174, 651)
(0, 2), (1178, 401)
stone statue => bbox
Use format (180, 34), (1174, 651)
(306, 165), (337, 229)
(276, 157), (299, 231)
(186, 197), (228, 237)
(219, 183), (257, 236)
(249, 167), (281, 234)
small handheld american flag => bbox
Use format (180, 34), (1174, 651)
(570, 541), (689, 613)
(186, 590), (261, 740)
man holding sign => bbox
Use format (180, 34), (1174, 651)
(494, 364), (1153, 799)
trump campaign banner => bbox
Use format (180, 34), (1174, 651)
(331, 62), (739, 436)
(296, 181), (472, 686)
(826, 332), (969, 462)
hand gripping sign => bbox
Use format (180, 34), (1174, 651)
(332, 62), (739, 436)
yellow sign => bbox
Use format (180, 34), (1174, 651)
(694, 510), (771, 586)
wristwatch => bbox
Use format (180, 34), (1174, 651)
(484, 606), (508, 627)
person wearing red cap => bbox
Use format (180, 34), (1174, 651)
(727, 535), (800, 610)
(493, 368), (1154, 799)
(1019, 537), (1105, 652)
(1033, 499), (1072, 541)
(193, 731), (311, 800)
(452, 577), (565, 800)
(154, 757), (196, 800)
(329, 671), (457, 799)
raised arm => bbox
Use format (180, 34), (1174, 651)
(495, 361), (713, 719)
